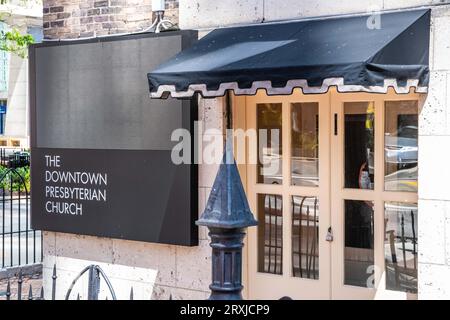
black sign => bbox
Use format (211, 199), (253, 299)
(29, 31), (198, 246)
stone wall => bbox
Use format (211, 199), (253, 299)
(43, 0), (179, 39)
(417, 5), (450, 300)
(179, 0), (450, 300)
(179, 0), (450, 29)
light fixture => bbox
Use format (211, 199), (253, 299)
(152, 0), (166, 13)
(149, 0), (175, 33)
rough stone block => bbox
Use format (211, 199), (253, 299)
(54, 232), (114, 263)
(433, 15), (450, 70)
(419, 263), (450, 299)
(419, 135), (450, 201)
(151, 284), (208, 300)
(446, 209), (450, 265)
(180, 0), (264, 29)
(175, 240), (211, 291)
(203, 97), (225, 132)
(418, 199), (447, 265)
(264, 0), (383, 22)
(419, 71), (447, 135)
(111, 239), (176, 286)
(199, 154), (221, 188)
(383, 0), (433, 10)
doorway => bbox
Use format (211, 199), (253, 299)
(236, 88), (421, 299)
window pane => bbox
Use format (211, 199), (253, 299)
(257, 104), (282, 184)
(384, 101), (418, 192)
(291, 103), (319, 187)
(344, 200), (375, 288)
(292, 196), (319, 279)
(385, 202), (418, 293)
(258, 194), (283, 274)
(344, 102), (375, 189)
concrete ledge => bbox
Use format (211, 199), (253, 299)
(0, 264), (42, 280)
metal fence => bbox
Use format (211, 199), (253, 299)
(0, 151), (41, 269)
(4, 264), (167, 300)
(0, 148), (29, 168)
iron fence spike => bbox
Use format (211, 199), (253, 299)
(130, 287), (133, 300)
(6, 279), (11, 300)
(40, 287), (44, 300)
(18, 271), (23, 300)
(77, 293), (80, 300)
(28, 284), (33, 300)
(169, 293), (172, 300)
(52, 264), (57, 300)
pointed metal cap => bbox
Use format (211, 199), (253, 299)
(197, 138), (257, 229)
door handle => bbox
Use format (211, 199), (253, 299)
(334, 113), (338, 135)
(326, 227), (333, 242)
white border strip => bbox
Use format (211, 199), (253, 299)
(150, 77), (428, 98)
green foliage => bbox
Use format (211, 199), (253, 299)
(0, 166), (30, 193)
(0, 28), (34, 58)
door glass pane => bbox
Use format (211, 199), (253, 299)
(258, 194), (283, 274)
(344, 200), (375, 288)
(292, 196), (319, 279)
(344, 102), (375, 189)
(257, 104), (282, 184)
(384, 101), (418, 192)
(385, 202), (418, 293)
(291, 103), (319, 187)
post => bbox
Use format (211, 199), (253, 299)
(87, 265), (100, 300)
(51, 264), (57, 300)
(208, 227), (247, 299)
(197, 92), (257, 300)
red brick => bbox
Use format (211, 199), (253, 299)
(49, 6), (64, 13)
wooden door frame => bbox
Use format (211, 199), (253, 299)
(330, 88), (420, 299)
(233, 88), (422, 300)
(234, 89), (331, 299)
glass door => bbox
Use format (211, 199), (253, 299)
(245, 90), (331, 299)
(241, 88), (420, 300)
(330, 89), (420, 299)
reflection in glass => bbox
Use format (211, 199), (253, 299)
(258, 194), (283, 274)
(344, 200), (374, 288)
(292, 196), (319, 279)
(344, 102), (375, 189)
(385, 202), (418, 293)
(291, 103), (319, 187)
(385, 101), (418, 192)
(257, 104), (282, 184)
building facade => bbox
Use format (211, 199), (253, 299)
(41, 0), (450, 299)
(0, 1), (42, 147)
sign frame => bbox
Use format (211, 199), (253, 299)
(29, 30), (199, 246)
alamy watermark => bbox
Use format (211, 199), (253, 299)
(170, 121), (280, 173)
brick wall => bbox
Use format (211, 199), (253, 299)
(43, 0), (179, 39)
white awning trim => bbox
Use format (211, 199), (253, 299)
(150, 78), (428, 98)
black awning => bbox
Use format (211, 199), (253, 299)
(148, 9), (430, 98)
